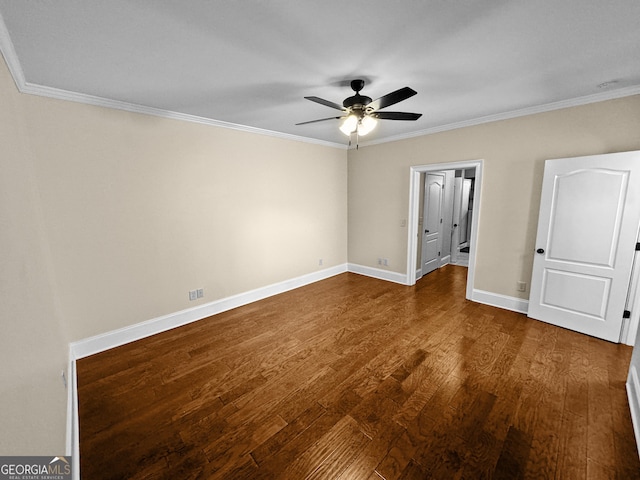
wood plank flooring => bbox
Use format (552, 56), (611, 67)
(77, 266), (640, 479)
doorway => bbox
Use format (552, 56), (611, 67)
(418, 169), (470, 274)
(450, 170), (475, 267)
(406, 160), (483, 300)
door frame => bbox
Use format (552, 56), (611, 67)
(451, 176), (463, 265)
(406, 159), (483, 300)
(624, 249), (640, 345)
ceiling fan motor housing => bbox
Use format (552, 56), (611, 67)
(343, 79), (371, 111)
(343, 94), (372, 110)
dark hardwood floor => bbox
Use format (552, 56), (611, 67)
(77, 266), (640, 479)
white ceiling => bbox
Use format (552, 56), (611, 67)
(1, 1), (639, 147)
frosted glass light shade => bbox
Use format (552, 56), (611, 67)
(339, 114), (378, 136)
(339, 115), (358, 135)
(358, 116), (377, 136)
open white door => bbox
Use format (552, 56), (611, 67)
(528, 151), (640, 342)
(421, 173), (444, 276)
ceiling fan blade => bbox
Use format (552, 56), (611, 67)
(372, 111), (422, 121)
(296, 116), (343, 125)
(304, 96), (346, 111)
(369, 87), (417, 111)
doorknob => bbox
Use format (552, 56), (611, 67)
(453, 224), (458, 227)
(536, 248), (545, 254)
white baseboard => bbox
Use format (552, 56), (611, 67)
(65, 264), (528, 478)
(66, 264), (347, 476)
(66, 354), (80, 480)
(65, 355), (73, 456)
(70, 264), (347, 360)
(439, 255), (451, 267)
(347, 263), (408, 285)
(471, 288), (529, 314)
(346, 267), (530, 318)
(627, 366), (640, 457)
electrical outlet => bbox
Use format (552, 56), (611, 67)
(189, 290), (197, 301)
(377, 258), (382, 265)
(383, 258), (389, 266)
(318, 258), (323, 266)
(196, 288), (204, 299)
(517, 281), (527, 292)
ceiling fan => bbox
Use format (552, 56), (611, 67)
(296, 79), (422, 139)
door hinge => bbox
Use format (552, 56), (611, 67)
(636, 242), (640, 251)
(623, 310), (631, 319)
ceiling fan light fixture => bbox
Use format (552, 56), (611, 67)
(358, 115), (377, 136)
(339, 114), (358, 135)
(339, 114), (377, 136)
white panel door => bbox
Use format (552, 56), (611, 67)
(422, 173), (444, 276)
(528, 151), (640, 342)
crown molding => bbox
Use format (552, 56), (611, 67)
(0, 10), (25, 88)
(358, 85), (640, 148)
(3, 10), (638, 151)
(20, 80), (347, 148)
(0, 12), (345, 150)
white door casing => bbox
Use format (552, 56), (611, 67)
(407, 160), (483, 300)
(438, 170), (455, 267)
(422, 173), (445, 276)
(528, 151), (640, 342)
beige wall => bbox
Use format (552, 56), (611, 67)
(27, 105), (347, 342)
(0, 55), (347, 453)
(348, 95), (640, 298)
(1, 58), (69, 454)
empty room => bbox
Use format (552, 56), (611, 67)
(2, 1), (640, 478)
